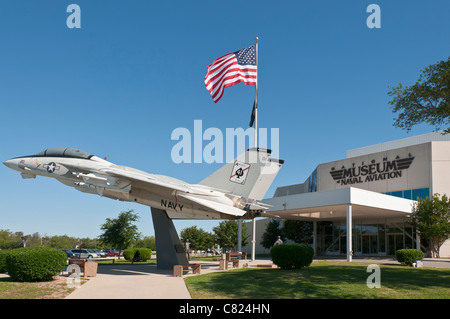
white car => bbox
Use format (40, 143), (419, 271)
(91, 249), (108, 257)
(71, 249), (98, 259)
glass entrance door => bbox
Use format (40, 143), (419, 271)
(362, 235), (378, 254)
(340, 235), (346, 254)
(387, 234), (403, 255)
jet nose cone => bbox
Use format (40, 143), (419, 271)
(3, 158), (20, 171)
(3, 159), (14, 169)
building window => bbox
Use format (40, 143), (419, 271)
(391, 191), (403, 198)
(378, 224), (386, 253)
(403, 190), (412, 200)
(384, 188), (429, 200)
(412, 188), (430, 200)
(308, 169), (317, 192)
(317, 220), (418, 257)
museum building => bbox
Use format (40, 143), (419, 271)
(244, 131), (450, 259)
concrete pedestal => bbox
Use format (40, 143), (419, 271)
(151, 208), (188, 269)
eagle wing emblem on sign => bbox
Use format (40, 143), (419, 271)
(329, 155), (415, 181)
(395, 156), (415, 170)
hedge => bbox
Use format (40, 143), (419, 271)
(270, 244), (314, 270)
(0, 250), (12, 273)
(396, 249), (424, 266)
(123, 248), (152, 262)
(6, 246), (67, 282)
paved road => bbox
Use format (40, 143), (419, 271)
(421, 258), (450, 268)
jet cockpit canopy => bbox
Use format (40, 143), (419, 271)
(34, 147), (93, 160)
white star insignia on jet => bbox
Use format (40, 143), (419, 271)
(44, 162), (60, 173)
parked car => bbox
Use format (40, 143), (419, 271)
(92, 249), (107, 257)
(87, 249), (102, 258)
(103, 249), (123, 257)
(61, 249), (76, 258)
(71, 249), (99, 259)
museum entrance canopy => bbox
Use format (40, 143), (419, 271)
(262, 187), (416, 221)
(262, 187), (417, 261)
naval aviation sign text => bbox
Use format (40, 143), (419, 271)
(330, 155), (415, 186)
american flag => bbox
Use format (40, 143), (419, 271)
(205, 45), (257, 103)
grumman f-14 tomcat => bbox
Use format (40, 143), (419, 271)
(3, 147), (284, 220)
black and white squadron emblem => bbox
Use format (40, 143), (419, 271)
(44, 162), (60, 173)
(235, 167), (244, 178)
(229, 161), (250, 185)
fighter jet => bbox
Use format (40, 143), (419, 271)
(3, 147), (284, 220)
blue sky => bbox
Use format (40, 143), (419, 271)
(1, 1), (449, 239)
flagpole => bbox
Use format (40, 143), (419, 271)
(254, 36), (259, 149)
(251, 36), (258, 262)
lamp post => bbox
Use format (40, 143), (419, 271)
(185, 240), (190, 260)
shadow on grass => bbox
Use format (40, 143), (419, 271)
(0, 277), (12, 283)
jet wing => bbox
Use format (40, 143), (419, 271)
(54, 161), (202, 196)
(103, 167), (247, 218)
(100, 166), (194, 193)
(64, 164), (248, 218)
(61, 162), (201, 197)
(176, 193), (247, 217)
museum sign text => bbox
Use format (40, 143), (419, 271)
(330, 155), (415, 186)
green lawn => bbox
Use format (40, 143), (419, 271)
(95, 258), (157, 265)
(184, 261), (450, 299)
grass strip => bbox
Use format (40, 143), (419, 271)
(184, 261), (450, 299)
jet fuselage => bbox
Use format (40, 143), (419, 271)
(3, 148), (267, 220)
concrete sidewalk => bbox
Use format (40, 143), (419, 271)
(316, 256), (450, 268)
(64, 258), (274, 299)
(64, 264), (190, 299)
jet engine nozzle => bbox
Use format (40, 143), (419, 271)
(225, 194), (247, 209)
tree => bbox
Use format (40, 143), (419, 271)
(0, 229), (101, 250)
(180, 226), (214, 251)
(47, 235), (79, 249)
(411, 193), (450, 258)
(282, 220), (313, 245)
(27, 232), (43, 247)
(213, 220), (247, 251)
(134, 236), (156, 251)
(261, 219), (284, 249)
(0, 230), (21, 249)
(388, 56), (450, 133)
(99, 210), (141, 258)
(79, 237), (99, 249)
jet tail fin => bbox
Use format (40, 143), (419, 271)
(198, 148), (284, 200)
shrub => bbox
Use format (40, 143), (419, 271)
(6, 246), (67, 282)
(135, 248), (152, 261)
(123, 248), (137, 261)
(270, 244), (314, 270)
(123, 248), (152, 262)
(0, 250), (12, 273)
(396, 249), (424, 266)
